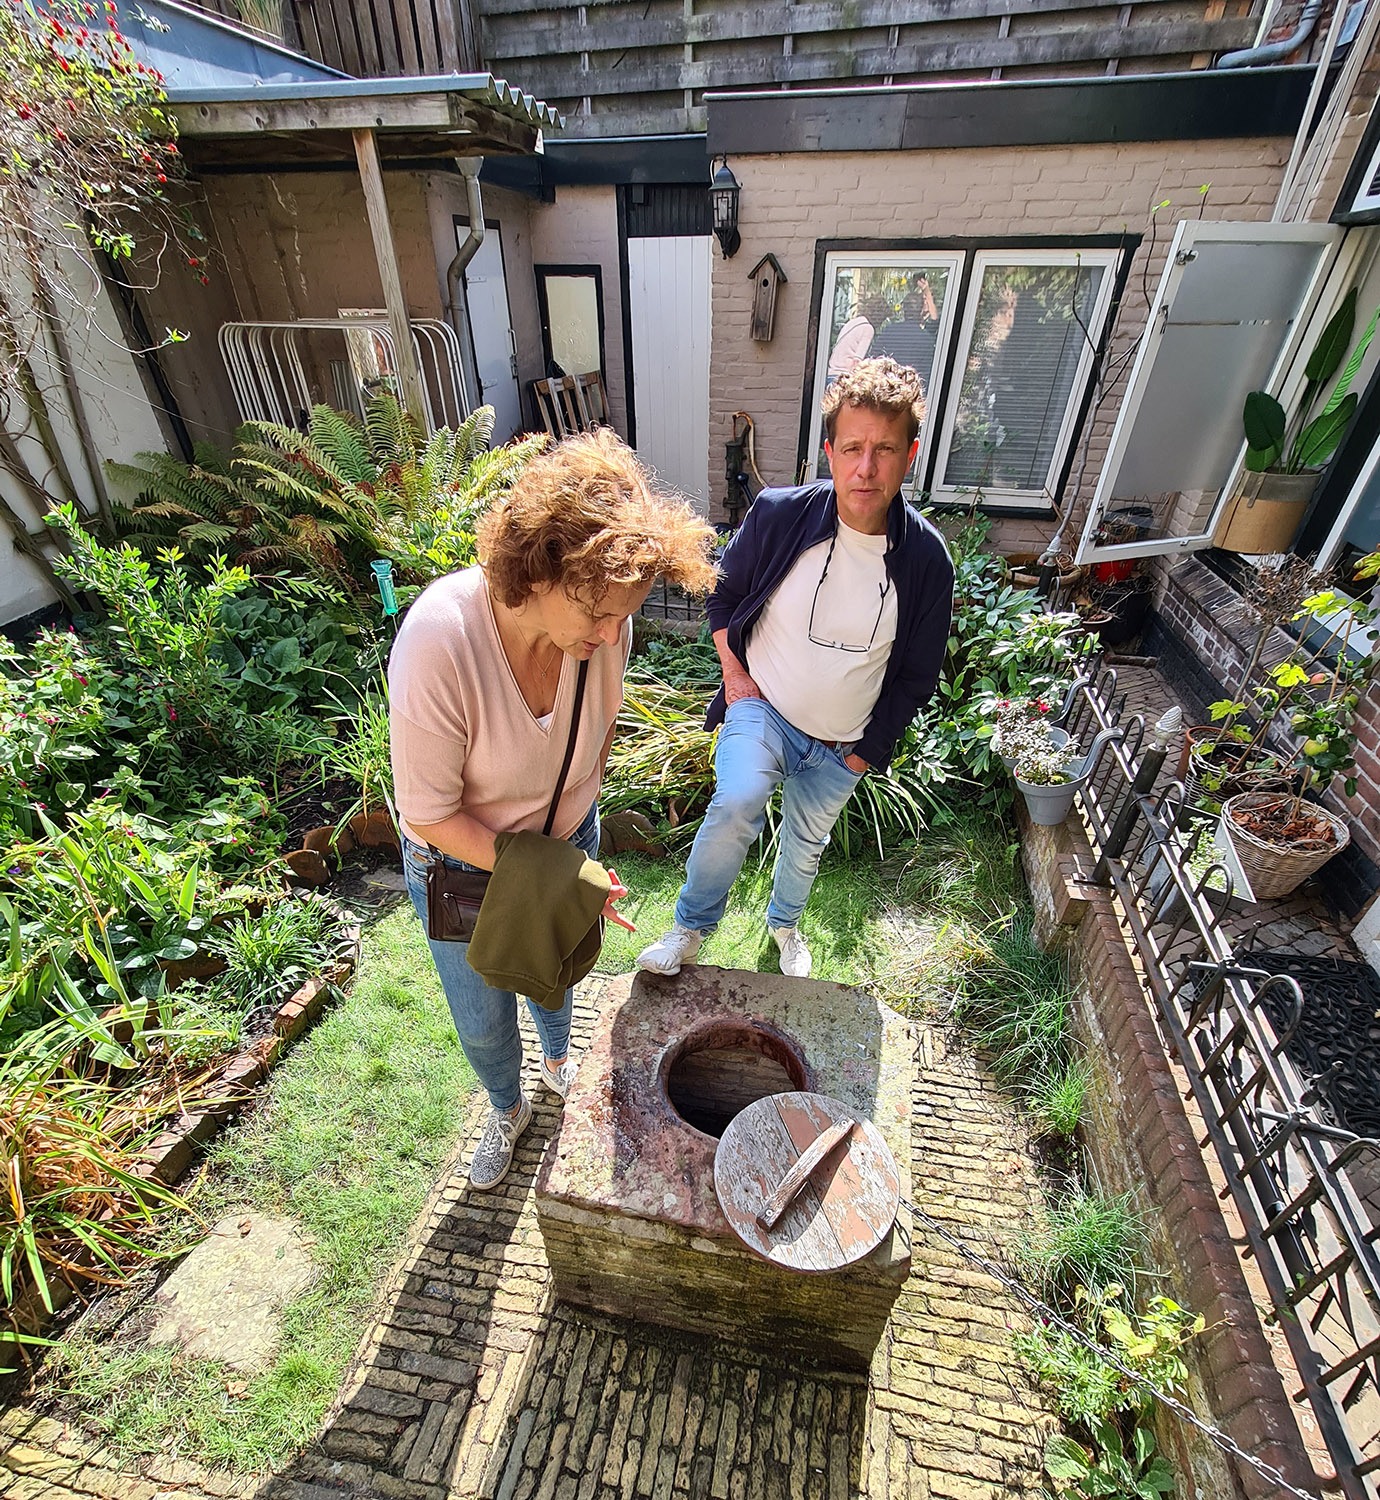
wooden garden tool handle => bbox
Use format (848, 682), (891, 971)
(755, 1118), (855, 1231)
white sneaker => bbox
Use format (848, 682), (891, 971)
(468, 1094), (532, 1190)
(636, 923), (704, 976)
(540, 1055), (578, 1099)
(769, 925), (812, 979)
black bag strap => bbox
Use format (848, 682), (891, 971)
(543, 658), (589, 837)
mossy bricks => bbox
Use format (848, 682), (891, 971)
(536, 967), (914, 1372)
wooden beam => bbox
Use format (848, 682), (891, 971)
(352, 126), (430, 430)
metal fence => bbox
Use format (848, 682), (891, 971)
(1062, 669), (1380, 1500)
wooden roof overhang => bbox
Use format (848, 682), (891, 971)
(168, 74), (560, 170)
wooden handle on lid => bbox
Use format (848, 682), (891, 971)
(754, 1117), (855, 1231)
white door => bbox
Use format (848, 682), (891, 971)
(459, 224), (523, 442)
(628, 235), (711, 508)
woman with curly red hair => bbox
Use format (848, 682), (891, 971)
(390, 427), (715, 1190)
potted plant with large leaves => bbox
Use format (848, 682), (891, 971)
(1217, 288), (1375, 554)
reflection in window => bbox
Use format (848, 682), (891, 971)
(945, 263), (1105, 494)
(537, 268), (604, 381)
(814, 263), (953, 476)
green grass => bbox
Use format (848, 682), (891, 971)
(40, 902), (474, 1472)
(597, 848), (894, 988)
(1024, 1188), (1148, 1300)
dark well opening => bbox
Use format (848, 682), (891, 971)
(664, 1022), (807, 1138)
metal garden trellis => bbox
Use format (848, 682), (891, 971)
(1061, 669), (1380, 1500)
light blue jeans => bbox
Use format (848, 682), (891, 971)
(675, 697), (863, 934)
(403, 802), (601, 1113)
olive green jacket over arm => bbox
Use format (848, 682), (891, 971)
(467, 830), (610, 1009)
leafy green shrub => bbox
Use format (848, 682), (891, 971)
(0, 628), (119, 842)
(111, 397), (543, 598)
(921, 515), (1093, 785)
(45, 507), (342, 805)
(205, 896), (341, 1016)
(1042, 1418), (1174, 1499)
(1016, 1284), (1204, 1426)
(1026, 1190), (1147, 1301)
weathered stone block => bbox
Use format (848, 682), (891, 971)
(536, 967), (913, 1373)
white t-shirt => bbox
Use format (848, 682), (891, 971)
(745, 523), (896, 743)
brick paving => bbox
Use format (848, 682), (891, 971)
(0, 976), (1057, 1500)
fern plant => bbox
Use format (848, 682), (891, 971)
(109, 396), (543, 594)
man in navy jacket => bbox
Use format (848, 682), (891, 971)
(638, 358), (954, 979)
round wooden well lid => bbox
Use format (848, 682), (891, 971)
(713, 1091), (900, 1273)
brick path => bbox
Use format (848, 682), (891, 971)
(1, 975), (1056, 1500)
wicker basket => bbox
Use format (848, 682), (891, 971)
(1221, 792), (1351, 901)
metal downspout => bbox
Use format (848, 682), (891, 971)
(1215, 0), (1322, 67)
(445, 157), (485, 414)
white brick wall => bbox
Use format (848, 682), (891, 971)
(708, 137), (1291, 548)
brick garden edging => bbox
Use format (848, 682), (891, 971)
(1, 919), (360, 1354)
(1020, 807), (1330, 1500)
(137, 919), (361, 1185)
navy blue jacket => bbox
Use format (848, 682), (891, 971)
(704, 481), (955, 770)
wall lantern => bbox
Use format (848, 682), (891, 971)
(710, 157), (741, 259)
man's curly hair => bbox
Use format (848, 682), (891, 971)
(479, 427), (717, 608)
(821, 356), (926, 444)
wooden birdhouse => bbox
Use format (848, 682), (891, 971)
(748, 254), (787, 342)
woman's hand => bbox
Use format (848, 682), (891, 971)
(603, 867), (636, 932)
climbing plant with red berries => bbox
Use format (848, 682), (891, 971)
(0, 0), (203, 283)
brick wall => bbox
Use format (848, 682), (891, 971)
(707, 138), (1290, 548)
(1021, 813), (1333, 1500)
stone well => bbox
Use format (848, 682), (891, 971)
(535, 966), (914, 1372)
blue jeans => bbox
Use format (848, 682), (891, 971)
(403, 803), (601, 1113)
(675, 698), (863, 934)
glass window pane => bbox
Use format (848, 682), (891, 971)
(542, 274), (602, 378)
(814, 263), (953, 477)
(945, 262), (1105, 494)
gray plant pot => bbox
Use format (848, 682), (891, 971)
(1015, 773), (1083, 826)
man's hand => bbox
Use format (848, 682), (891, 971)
(723, 667), (764, 706)
(843, 752), (870, 775)
(712, 627), (763, 707)
(603, 867), (636, 932)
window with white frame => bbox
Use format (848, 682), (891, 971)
(804, 245), (1121, 512)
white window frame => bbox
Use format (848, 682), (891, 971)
(1075, 219), (1344, 565)
(927, 248), (1120, 511)
(805, 249), (966, 486)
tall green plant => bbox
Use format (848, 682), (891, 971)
(1243, 288), (1377, 474)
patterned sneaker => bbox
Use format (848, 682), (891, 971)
(636, 923), (704, 976)
(540, 1056), (578, 1100)
(769, 925), (812, 979)
(468, 1094), (532, 1190)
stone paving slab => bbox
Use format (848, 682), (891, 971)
(1, 972), (1057, 1499)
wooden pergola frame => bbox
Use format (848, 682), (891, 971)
(169, 81), (549, 427)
